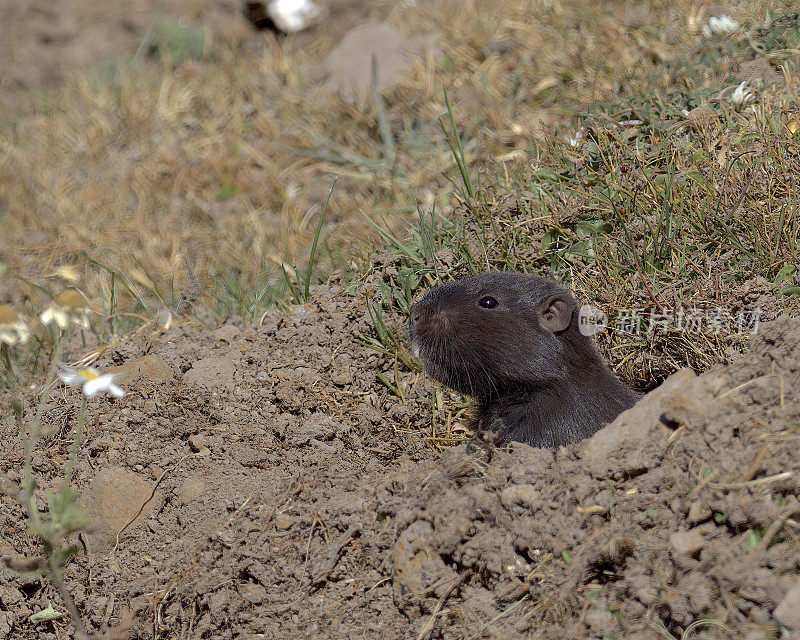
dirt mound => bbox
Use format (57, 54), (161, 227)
(1, 285), (799, 639)
(391, 322), (800, 638)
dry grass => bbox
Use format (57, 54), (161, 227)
(355, 4), (800, 391)
(0, 0), (766, 319)
(0, 0), (797, 389)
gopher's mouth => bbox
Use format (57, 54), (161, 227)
(409, 337), (466, 392)
(409, 336), (447, 384)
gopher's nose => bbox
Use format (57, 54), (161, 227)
(409, 304), (423, 329)
(409, 302), (450, 334)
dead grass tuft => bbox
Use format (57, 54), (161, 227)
(0, 0), (797, 390)
(1, 0), (753, 319)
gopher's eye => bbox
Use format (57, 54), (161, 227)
(478, 296), (498, 309)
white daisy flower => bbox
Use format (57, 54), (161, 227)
(40, 290), (91, 330)
(268, 0), (320, 33)
(731, 81), (754, 108)
(57, 365), (125, 399)
(0, 305), (30, 346)
(702, 14), (739, 37)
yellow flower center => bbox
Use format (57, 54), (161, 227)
(55, 289), (87, 312)
(0, 304), (19, 325)
(78, 369), (100, 382)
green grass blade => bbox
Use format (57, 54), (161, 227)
(85, 252), (151, 314)
(441, 88), (474, 198)
(359, 210), (423, 262)
(281, 264), (302, 305)
(371, 54), (396, 168)
(304, 180), (336, 299)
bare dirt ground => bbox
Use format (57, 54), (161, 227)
(0, 0), (381, 118)
(0, 0), (233, 117)
(1, 281), (799, 639)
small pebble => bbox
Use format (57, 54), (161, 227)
(669, 523), (715, 557)
(774, 576), (800, 630)
(275, 512), (295, 530)
(189, 434), (208, 452)
(688, 500), (711, 524)
(500, 484), (539, 510)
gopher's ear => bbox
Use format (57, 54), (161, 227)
(538, 294), (574, 333)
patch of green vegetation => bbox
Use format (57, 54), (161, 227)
(85, 254), (161, 337)
(92, 56), (129, 88)
(209, 266), (279, 321)
(90, 14), (210, 89)
(405, 11), (800, 388)
(282, 182), (335, 305)
(135, 15), (211, 67)
(745, 527), (763, 549)
(215, 184), (236, 202)
(294, 83), (475, 209)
